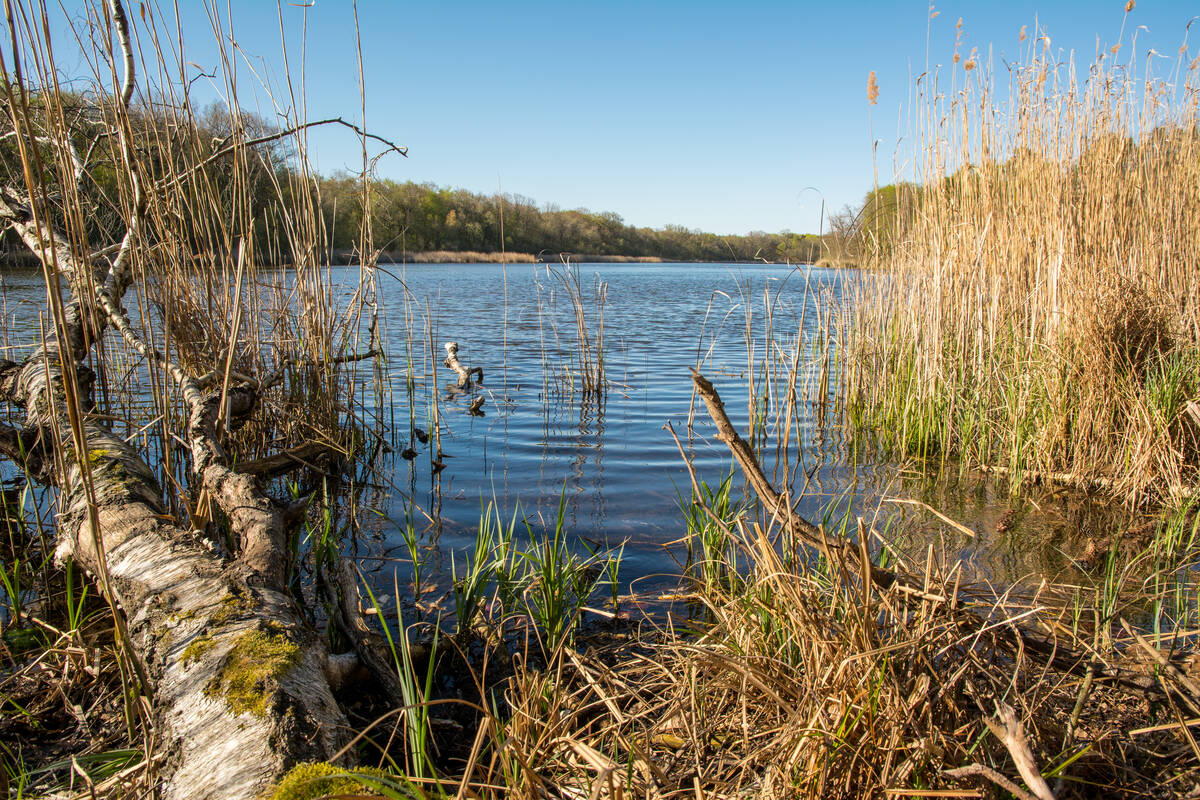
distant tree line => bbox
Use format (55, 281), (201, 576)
(317, 175), (825, 263)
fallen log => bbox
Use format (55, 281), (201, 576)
(0, 5), (368, 795)
(0, 343), (353, 800)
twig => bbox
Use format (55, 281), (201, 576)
(944, 764), (1041, 800)
(983, 703), (1056, 800)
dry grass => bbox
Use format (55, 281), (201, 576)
(382, 250), (538, 264)
(841, 11), (1200, 502)
(429, 513), (1197, 799)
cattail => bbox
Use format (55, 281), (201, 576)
(867, 71), (879, 105)
(1125, 0), (1135, 12)
(1019, 25), (1027, 42)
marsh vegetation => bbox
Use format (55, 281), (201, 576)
(2, 3), (1200, 800)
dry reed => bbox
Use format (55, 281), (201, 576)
(841, 12), (1200, 502)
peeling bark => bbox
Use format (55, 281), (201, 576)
(0, 336), (352, 799)
(0, 4), (356, 791)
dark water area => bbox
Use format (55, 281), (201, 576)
(0, 262), (1136, 602)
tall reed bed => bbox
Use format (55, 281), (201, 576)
(842, 11), (1200, 502)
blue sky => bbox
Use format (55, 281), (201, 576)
(50, 1), (1200, 235)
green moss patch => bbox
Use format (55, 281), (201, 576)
(210, 590), (256, 625)
(205, 629), (300, 717)
(180, 633), (215, 665)
(266, 762), (399, 800)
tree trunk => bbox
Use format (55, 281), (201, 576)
(0, 330), (352, 800)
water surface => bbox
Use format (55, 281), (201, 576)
(0, 261), (1128, 598)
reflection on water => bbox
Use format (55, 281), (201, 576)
(0, 262), (1138, 595)
(361, 261), (1138, 593)
(369, 262), (854, 589)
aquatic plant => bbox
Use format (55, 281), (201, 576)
(840, 8), (1200, 504)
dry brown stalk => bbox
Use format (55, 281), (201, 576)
(690, 368), (1167, 700)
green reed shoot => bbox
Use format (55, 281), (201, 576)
(582, 536), (625, 613)
(677, 471), (744, 592)
(518, 492), (610, 651)
(359, 573), (439, 780)
(452, 502), (507, 636)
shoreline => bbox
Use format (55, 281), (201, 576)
(333, 249), (820, 266)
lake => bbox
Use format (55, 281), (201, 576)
(0, 261), (1122, 600)
(364, 261), (858, 593)
(355, 261), (1124, 596)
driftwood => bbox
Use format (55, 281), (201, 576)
(443, 341), (483, 389)
(0, 4), (361, 797)
(233, 441), (345, 479)
(689, 369), (1176, 703)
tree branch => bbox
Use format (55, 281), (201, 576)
(155, 115), (406, 194)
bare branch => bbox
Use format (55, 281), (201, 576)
(945, 763), (1043, 800)
(983, 703), (1056, 800)
(101, 0), (145, 304)
(156, 115), (406, 194)
(0, 130), (84, 180)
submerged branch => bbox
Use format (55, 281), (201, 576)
(444, 340), (483, 389)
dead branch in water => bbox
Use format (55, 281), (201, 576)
(444, 340), (483, 389)
(689, 368), (1178, 703)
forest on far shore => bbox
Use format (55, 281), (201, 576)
(320, 174), (834, 264)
